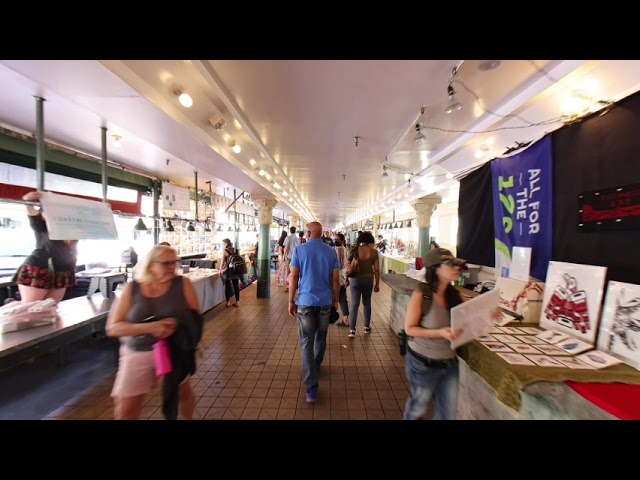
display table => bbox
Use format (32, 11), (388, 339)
(381, 272), (640, 420)
(181, 269), (224, 312)
(380, 254), (414, 274)
(0, 293), (116, 372)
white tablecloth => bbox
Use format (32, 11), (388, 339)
(182, 270), (225, 312)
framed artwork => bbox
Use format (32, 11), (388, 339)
(539, 261), (608, 345)
(495, 276), (545, 323)
(597, 281), (640, 370)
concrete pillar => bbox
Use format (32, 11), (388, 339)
(412, 194), (442, 259)
(254, 197), (279, 298)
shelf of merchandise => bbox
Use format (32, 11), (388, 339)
(159, 230), (215, 257)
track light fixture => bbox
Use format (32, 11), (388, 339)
(445, 83), (463, 114)
(172, 88), (193, 108)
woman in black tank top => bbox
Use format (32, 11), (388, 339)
(106, 244), (203, 420)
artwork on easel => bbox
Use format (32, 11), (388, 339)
(539, 261), (607, 345)
(495, 276), (545, 324)
(597, 281), (640, 371)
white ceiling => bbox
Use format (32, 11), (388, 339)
(2, 59), (640, 229)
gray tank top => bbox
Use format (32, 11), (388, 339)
(124, 276), (191, 352)
(408, 300), (456, 360)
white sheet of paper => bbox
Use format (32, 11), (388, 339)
(534, 344), (570, 356)
(518, 335), (548, 345)
(509, 246), (532, 282)
(450, 289), (500, 348)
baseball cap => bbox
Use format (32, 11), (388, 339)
(423, 248), (467, 268)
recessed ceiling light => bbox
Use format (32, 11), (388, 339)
(478, 60), (501, 71)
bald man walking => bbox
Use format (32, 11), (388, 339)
(289, 221), (340, 403)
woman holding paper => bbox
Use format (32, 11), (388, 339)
(13, 191), (78, 304)
(402, 247), (467, 420)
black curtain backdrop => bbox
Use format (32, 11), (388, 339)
(457, 162), (495, 266)
(552, 91), (640, 284)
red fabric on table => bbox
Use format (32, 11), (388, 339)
(566, 381), (640, 420)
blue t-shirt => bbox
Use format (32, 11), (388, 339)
(290, 238), (340, 307)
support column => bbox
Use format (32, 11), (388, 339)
(289, 214), (300, 231)
(254, 198), (279, 298)
(35, 97), (46, 191)
(152, 179), (160, 245)
(412, 194), (442, 260)
(100, 127), (108, 202)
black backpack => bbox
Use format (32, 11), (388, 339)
(227, 253), (247, 275)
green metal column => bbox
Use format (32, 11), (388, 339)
(35, 97), (45, 191)
(101, 127), (108, 202)
(417, 226), (431, 260)
(254, 198), (278, 298)
(152, 179), (160, 245)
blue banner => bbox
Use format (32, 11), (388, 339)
(491, 135), (552, 281)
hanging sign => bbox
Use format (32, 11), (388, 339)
(162, 182), (191, 211)
(578, 183), (640, 232)
(40, 191), (118, 240)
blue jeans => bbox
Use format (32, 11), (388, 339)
(297, 305), (331, 389)
(403, 348), (459, 420)
(349, 277), (373, 330)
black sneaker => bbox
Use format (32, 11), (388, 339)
(364, 326), (371, 334)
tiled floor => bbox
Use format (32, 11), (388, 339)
(43, 275), (413, 420)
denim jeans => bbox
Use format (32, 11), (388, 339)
(349, 277), (373, 330)
(402, 348), (459, 420)
(338, 285), (349, 317)
(297, 305), (331, 389)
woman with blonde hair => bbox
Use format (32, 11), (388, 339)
(106, 244), (203, 420)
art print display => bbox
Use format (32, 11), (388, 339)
(536, 329), (569, 344)
(481, 342), (514, 353)
(495, 276), (545, 323)
(597, 281), (640, 371)
(518, 335), (549, 345)
(539, 261), (607, 344)
(525, 355), (565, 367)
(556, 337), (593, 355)
(500, 327), (525, 335)
(492, 334), (521, 344)
(477, 334), (497, 342)
(556, 357), (595, 369)
(507, 343), (541, 354)
(534, 344), (570, 356)
(496, 352), (535, 366)
(519, 327), (543, 335)
(576, 350), (623, 369)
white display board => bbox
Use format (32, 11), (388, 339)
(40, 191), (118, 240)
(597, 281), (640, 371)
(162, 182), (191, 211)
(509, 246), (532, 282)
(539, 261), (607, 345)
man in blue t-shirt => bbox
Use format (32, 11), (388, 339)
(289, 221), (340, 404)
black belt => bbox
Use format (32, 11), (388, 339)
(407, 346), (457, 368)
